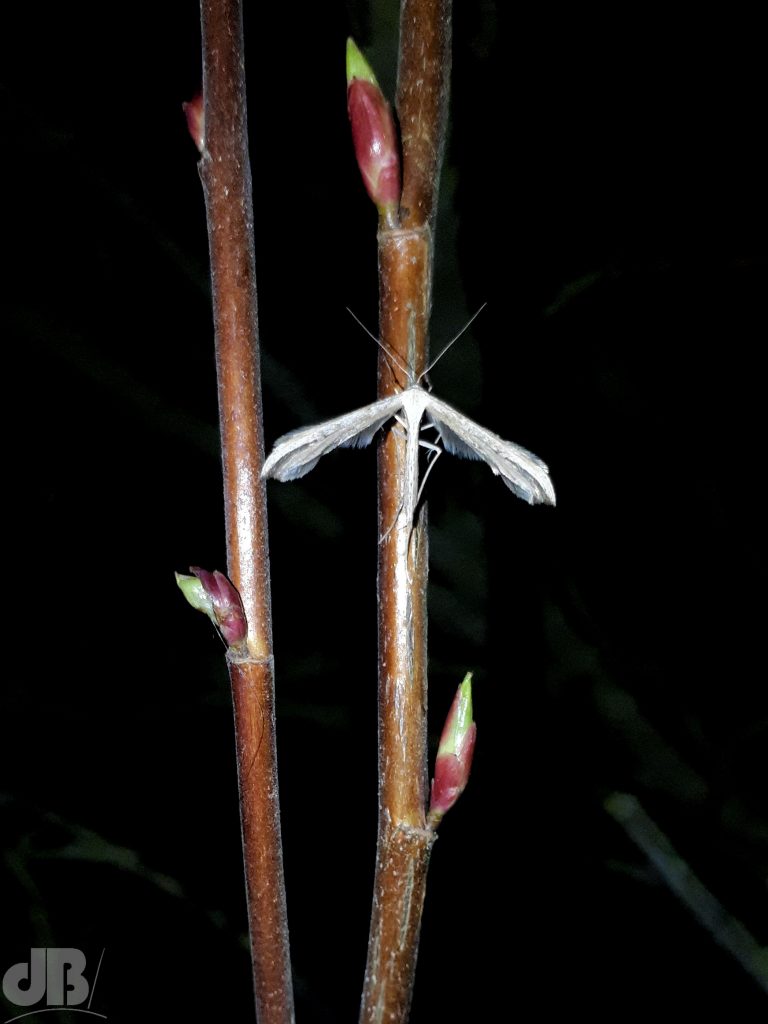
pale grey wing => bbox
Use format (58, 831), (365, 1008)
(262, 394), (403, 482)
(426, 395), (556, 506)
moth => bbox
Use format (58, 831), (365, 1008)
(261, 375), (556, 528)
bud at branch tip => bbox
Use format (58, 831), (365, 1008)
(346, 38), (401, 223)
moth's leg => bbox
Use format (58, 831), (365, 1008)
(418, 436), (441, 453)
(378, 493), (411, 545)
(378, 418), (421, 545)
(386, 414), (409, 445)
(390, 438), (441, 557)
(377, 418), (409, 544)
(415, 440), (443, 508)
(379, 514), (398, 545)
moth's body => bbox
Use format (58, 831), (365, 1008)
(395, 386), (433, 533)
(262, 382), (556, 528)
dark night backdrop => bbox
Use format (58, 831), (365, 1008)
(1, 2), (765, 1021)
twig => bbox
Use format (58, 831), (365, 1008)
(197, 1), (294, 1020)
(605, 792), (768, 993)
(359, 2), (452, 1021)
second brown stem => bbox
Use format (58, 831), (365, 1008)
(198, 0), (293, 1020)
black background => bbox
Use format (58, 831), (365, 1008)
(1, 2), (765, 1021)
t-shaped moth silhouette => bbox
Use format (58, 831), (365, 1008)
(262, 381), (556, 525)
(263, 306), (555, 527)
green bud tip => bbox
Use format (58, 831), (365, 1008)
(346, 37), (379, 88)
(175, 572), (213, 616)
(437, 672), (474, 758)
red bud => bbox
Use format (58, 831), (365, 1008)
(183, 91), (205, 153)
(188, 566), (247, 647)
(346, 40), (400, 220)
(427, 674), (477, 828)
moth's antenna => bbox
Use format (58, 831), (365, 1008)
(419, 302), (488, 382)
(345, 306), (412, 381)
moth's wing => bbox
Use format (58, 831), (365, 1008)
(262, 394), (403, 481)
(426, 395), (556, 506)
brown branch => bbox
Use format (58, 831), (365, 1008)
(198, 1), (293, 1020)
(359, 2), (452, 1021)
(397, 0), (453, 230)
